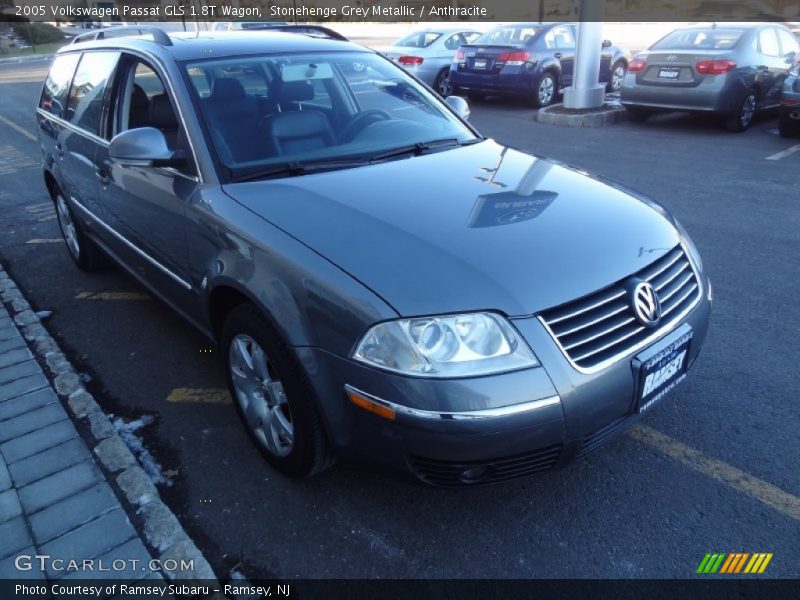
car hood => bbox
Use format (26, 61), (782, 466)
(223, 140), (680, 317)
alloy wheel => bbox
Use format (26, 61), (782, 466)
(437, 70), (452, 96)
(56, 194), (80, 260)
(229, 334), (294, 457)
(538, 75), (554, 105)
(740, 94), (756, 128)
(611, 64), (626, 92)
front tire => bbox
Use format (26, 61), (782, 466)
(222, 304), (331, 478)
(531, 71), (557, 108)
(724, 90), (757, 132)
(54, 192), (106, 271)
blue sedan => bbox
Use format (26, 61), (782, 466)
(450, 22), (631, 107)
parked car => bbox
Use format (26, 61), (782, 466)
(620, 23), (799, 132)
(37, 27), (711, 486)
(449, 22), (631, 107)
(779, 58), (800, 136)
(380, 27), (481, 96)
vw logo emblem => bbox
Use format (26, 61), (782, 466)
(666, 54), (678, 61)
(631, 281), (661, 327)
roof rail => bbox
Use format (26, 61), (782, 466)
(255, 24), (349, 41)
(71, 26), (173, 46)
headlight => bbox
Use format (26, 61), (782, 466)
(353, 312), (539, 377)
(674, 218), (703, 273)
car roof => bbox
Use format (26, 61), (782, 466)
(678, 22), (779, 29)
(60, 30), (368, 61)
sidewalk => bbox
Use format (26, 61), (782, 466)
(0, 265), (214, 584)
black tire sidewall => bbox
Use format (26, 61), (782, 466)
(222, 304), (326, 477)
(725, 91), (757, 132)
(434, 68), (451, 96)
(54, 191), (105, 271)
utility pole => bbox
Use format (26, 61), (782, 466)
(563, 0), (605, 109)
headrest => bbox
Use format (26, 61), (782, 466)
(211, 78), (246, 101)
(149, 94), (178, 130)
(131, 84), (148, 107)
(267, 110), (330, 138)
(279, 81), (315, 104)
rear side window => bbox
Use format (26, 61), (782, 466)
(652, 28), (745, 50)
(776, 29), (798, 56)
(65, 51), (120, 136)
(758, 29), (780, 57)
(40, 53), (80, 119)
(396, 32), (441, 48)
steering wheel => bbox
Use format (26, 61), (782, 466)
(341, 109), (392, 142)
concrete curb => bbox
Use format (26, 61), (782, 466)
(536, 103), (627, 127)
(0, 265), (216, 581)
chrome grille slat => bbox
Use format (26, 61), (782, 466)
(545, 289), (626, 325)
(661, 283), (699, 317)
(659, 271), (694, 303)
(563, 316), (636, 351)
(554, 303), (628, 337)
(540, 245), (701, 371)
(654, 261), (689, 291)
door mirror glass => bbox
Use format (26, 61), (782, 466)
(602, 39), (612, 48)
(109, 127), (183, 168)
(445, 95), (470, 120)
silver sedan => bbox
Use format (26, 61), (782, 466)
(380, 27), (481, 96)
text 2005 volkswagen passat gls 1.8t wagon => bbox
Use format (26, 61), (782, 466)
(37, 28), (711, 486)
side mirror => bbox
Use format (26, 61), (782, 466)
(445, 95), (470, 120)
(602, 39), (612, 48)
(786, 51), (797, 65)
(109, 127), (184, 168)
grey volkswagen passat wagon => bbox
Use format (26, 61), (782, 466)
(37, 28), (712, 486)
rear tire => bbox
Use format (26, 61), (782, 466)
(54, 191), (106, 272)
(625, 107), (653, 122)
(433, 68), (452, 97)
(724, 90), (758, 132)
(607, 61), (626, 93)
(778, 111), (800, 138)
(222, 304), (332, 478)
(530, 71), (557, 108)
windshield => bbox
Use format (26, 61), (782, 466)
(652, 28), (745, 50)
(395, 31), (442, 48)
(184, 51), (477, 180)
(475, 25), (541, 46)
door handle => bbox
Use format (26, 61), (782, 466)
(554, 52), (563, 59)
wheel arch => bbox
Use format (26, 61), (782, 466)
(43, 169), (59, 201)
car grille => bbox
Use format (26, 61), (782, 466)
(539, 245), (701, 372)
(575, 415), (637, 460)
(408, 444), (562, 487)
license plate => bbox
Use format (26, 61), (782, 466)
(658, 68), (680, 79)
(473, 59), (487, 69)
(636, 331), (692, 413)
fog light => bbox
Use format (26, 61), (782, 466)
(460, 465), (492, 484)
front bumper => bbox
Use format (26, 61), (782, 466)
(296, 275), (712, 487)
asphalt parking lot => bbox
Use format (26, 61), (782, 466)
(1, 57), (799, 579)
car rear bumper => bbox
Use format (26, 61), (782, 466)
(620, 73), (744, 114)
(451, 66), (537, 95)
(296, 273), (712, 487)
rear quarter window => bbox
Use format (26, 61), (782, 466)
(40, 53), (80, 119)
(652, 28), (745, 50)
(65, 51), (120, 136)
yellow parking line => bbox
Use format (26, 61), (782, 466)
(0, 114), (36, 142)
(26, 238), (63, 244)
(75, 291), (151, 301)
(166, 388), (231, 404)
(628, 425), (800, 522)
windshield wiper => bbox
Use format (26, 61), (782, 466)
(369, 137), (482, 162)
(229, 159), (371, 183)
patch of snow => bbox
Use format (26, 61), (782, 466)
(112, 415), (172, 487)
(35, 310), (53, 319)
